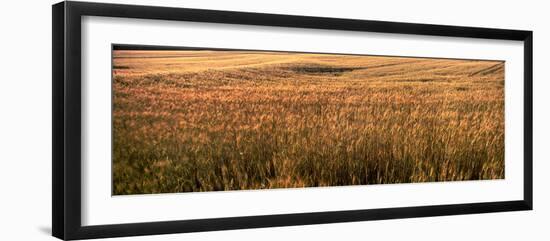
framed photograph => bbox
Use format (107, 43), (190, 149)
(52, 1), (533, 240)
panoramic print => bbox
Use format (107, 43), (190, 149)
(112, 45), (505, 195)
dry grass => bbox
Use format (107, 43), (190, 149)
(112, 49), (504, 195)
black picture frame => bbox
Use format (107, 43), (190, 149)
(52, 1), (533, 240)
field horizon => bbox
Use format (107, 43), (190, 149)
(112, 46), (505, 195)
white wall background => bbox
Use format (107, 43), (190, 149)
(0, 0), (548, 240)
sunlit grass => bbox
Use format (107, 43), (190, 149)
(112, 50), (504, 195)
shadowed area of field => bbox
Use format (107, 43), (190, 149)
(112, 49), (505, 195)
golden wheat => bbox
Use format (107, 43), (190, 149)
(112, 50), (504, 195)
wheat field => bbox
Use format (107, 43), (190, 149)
(112, 48), (505, 195)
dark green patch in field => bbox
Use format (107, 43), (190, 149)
(283, 64), (366, 76)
